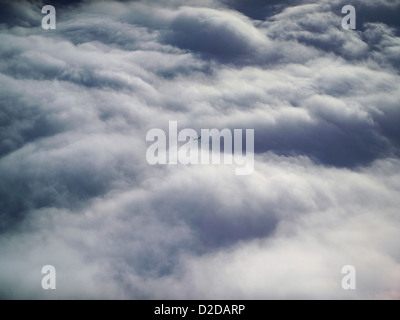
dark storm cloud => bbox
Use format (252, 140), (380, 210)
(0, 0), (399, 299)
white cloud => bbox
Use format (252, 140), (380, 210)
(0, 0), (399, 299)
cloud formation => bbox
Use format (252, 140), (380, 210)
(0, 0), (399, 299)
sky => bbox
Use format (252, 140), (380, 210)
(0, 0), (400, 299)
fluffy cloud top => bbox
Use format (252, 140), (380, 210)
(0, 0), (399, 299)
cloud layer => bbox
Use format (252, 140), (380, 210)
(0, 0), (399, 299)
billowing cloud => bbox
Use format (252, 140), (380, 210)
(0, 0), (399, 299)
